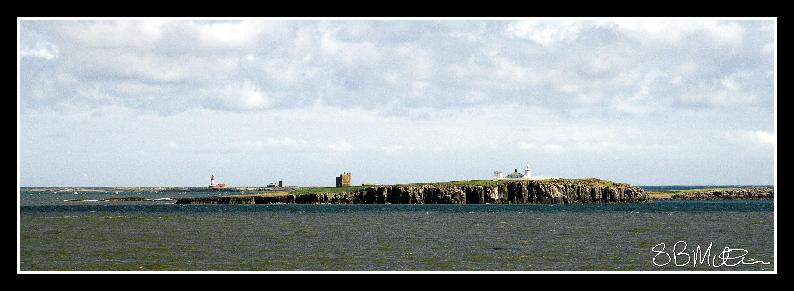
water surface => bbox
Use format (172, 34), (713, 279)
(20, 197), (774, 271)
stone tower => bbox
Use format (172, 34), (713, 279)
(336, 172), (351, 187)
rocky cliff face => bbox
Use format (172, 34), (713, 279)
(670, 188), (773, 200)
(175, 180), (647, 205)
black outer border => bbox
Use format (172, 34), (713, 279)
(9, 3), (788, 287)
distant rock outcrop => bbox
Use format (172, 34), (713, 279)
(669, 188), (774, 200)
(175, 179), (647, 205)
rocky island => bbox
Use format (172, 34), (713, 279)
(175, 178), (648, 205)
(44, 180), (774, 205)
(668, 187), (773, 200)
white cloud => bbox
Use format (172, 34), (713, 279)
(518, 142), (537, 149)
(216, 81), (270, 111)
(192, 20), (267, 47)
(266, 137), (308, 147)
(574, 141), (673, 152)
(114, 81), (163, 96)
(162, 141), (180, 150)
(319, 30), (381, 67)
(21, 20), (772, 115)
(21, 40), (59, 60)
(191, 137), (311, 154)
(327, 140), (353, 152)
(64, 20), (166, 48)
(19, 20), (774, 186)
(754, 130), (774, 145)
(377, 145), (405, 153)
(542, 144), (564, 152)
(726, 130), (775, 146)
(504, 18), (745, 48)
(260, 58), (314, 86)
(506, 20), (583, 46)
(492, 57), (532, 84)
(761, 42), (774, 55)
(73, 51), (195, 83)
(609, 19), (744, 46)
(678, 88), (759, 108)
(395, 44), (434, 80)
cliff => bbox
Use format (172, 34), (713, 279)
(668, 187), (773, 200)
(175, 179), (647, 205)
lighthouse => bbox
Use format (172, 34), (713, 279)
(524, 164), (532, 178)
(209, 174), (226, 189)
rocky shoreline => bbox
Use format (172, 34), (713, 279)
(62, 197), (175, 202)
(51, 182), (774, 205)
(667, 187), (774, 200)
(175, 179), (648, 205)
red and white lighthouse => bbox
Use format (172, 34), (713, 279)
(209, 174), (226, 189)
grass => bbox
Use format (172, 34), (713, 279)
(281, 178), (624, 195)
(288, 186), (364, 195)
(213, 178), (637, 198)
(394, 180), (508, 187)
(541, 178), (618, 187)
(220, 187), (364, 198)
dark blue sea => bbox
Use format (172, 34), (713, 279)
(19, 190), (774, 271)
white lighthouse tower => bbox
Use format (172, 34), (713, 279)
(524, 163), (532, 178)
(210, 174), (216, 187)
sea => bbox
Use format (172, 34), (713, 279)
(19, 188), (775, 271)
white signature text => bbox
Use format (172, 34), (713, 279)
(651, 241), (771, 268)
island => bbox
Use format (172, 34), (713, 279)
(645, 187), (774, 200)
(39, 179), (774, 205)
(174, 178), (648, 205)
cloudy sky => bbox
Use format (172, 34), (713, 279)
(19, 18), (775, 187)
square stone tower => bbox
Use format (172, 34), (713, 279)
(336, 172), (351, 187)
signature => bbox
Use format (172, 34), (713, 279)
(651, 241), (771, 268)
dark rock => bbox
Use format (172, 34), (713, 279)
(175, 179), (648, 205)
(670, 188), (773, 200)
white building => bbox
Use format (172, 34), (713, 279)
(494, 163), (558, 180)
(506, 168), (524, 179)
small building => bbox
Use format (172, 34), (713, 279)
(503, 164), (531, 178)
(506, 168), (524, 179)
(336, 172), (351, 187)
(494, 163), (558, 180)
(266, 180), (285, 188)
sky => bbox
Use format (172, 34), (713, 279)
(18, 18), (775, 187)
